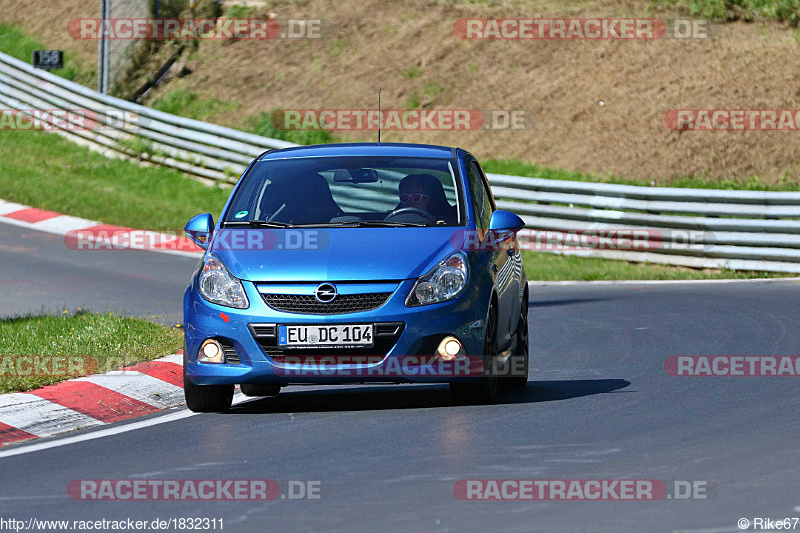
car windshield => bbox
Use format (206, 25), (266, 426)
(223, 156), (464, 227)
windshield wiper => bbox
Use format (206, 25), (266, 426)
(223, 220), (294, 228)
(329, 220), (429, 228)
(224, 220), (429, 228)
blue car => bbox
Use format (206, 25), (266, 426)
(183, 143), (529, 412)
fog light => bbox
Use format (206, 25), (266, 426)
(198, 339), (224, 364)
(436, 336), (465, 361)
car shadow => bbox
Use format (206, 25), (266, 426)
(227, 378), (631, 414)
(531, 297), (616, 308)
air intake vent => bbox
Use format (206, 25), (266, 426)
(219, 340), (241, 365)
(250, 324), (276, 337)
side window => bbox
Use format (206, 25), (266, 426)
(474, 160), (497, 211)
(467, 160), (492, 230)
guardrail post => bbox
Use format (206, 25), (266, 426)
(98, 0), (110, 94)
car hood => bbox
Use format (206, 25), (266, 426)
(209, 226), (460, 282)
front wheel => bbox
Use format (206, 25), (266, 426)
(504, 291), (529, 389)
(450, 305), (499, 404)
(184, 374), (234, 413)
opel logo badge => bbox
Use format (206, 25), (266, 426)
(315, 283), (337, 303)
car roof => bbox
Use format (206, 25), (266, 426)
(259, 142), (458, 161)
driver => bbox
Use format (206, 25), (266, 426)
(398, 174), (432, 212)
(394, 174), (457, 224)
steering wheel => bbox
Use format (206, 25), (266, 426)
(384, 207), (437, 224)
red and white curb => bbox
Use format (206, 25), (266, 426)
(0, 352), (186, 447)
(0, 198), (203, 258)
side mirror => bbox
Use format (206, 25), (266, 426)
(185, 213), (214, 250)
(485, 210), (525, 248)
(488, 210), (525, 234)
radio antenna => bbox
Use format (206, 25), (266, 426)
(378, 87), (382, 144)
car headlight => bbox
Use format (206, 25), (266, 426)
(197, 254), (249, 309)
(406, 251), (468, 307)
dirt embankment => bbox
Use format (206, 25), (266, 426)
(0, 0), (98, 67)
(2, 0), (800, 185)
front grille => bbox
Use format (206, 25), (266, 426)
(261, 293), (392, 315)
(249, 322), (404, 362)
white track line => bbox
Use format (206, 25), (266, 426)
(0, 392), (251, 458)
(0, 410), (194, 458)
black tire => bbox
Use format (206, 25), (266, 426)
(184, 374), (234, 413)
(240, 383), (282, 397)
(450, 304), (499, 404)
(504, 291), (529, 389)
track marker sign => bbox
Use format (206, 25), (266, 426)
(32, 50), (63, 70)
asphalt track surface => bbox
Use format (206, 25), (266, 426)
(2, 220), (800, 532)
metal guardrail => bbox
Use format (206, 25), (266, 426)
(0, 52), (294, 183)
(3, 51), (800, 272)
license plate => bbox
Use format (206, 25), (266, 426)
(278, 324), (374, 348)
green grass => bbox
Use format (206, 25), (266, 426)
(0, 311), (183, 393)
(649, 0), (800, 26)
(482, 159), (800, 191)
(521, 250), (790, 281)
(0, 129), (230, 230)
(326, 37), (348, 57)
(402, 67), (422, 78)
(152, 88), (241, 122)
(423, 81), (442, 98)
(406, 91), (421, 109)
(0, 23), (91, 86)
(226, 5), (257, 18)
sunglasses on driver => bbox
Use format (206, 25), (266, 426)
(399, 193), (429, 202)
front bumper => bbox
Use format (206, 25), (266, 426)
(184, 278), (488, 385)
